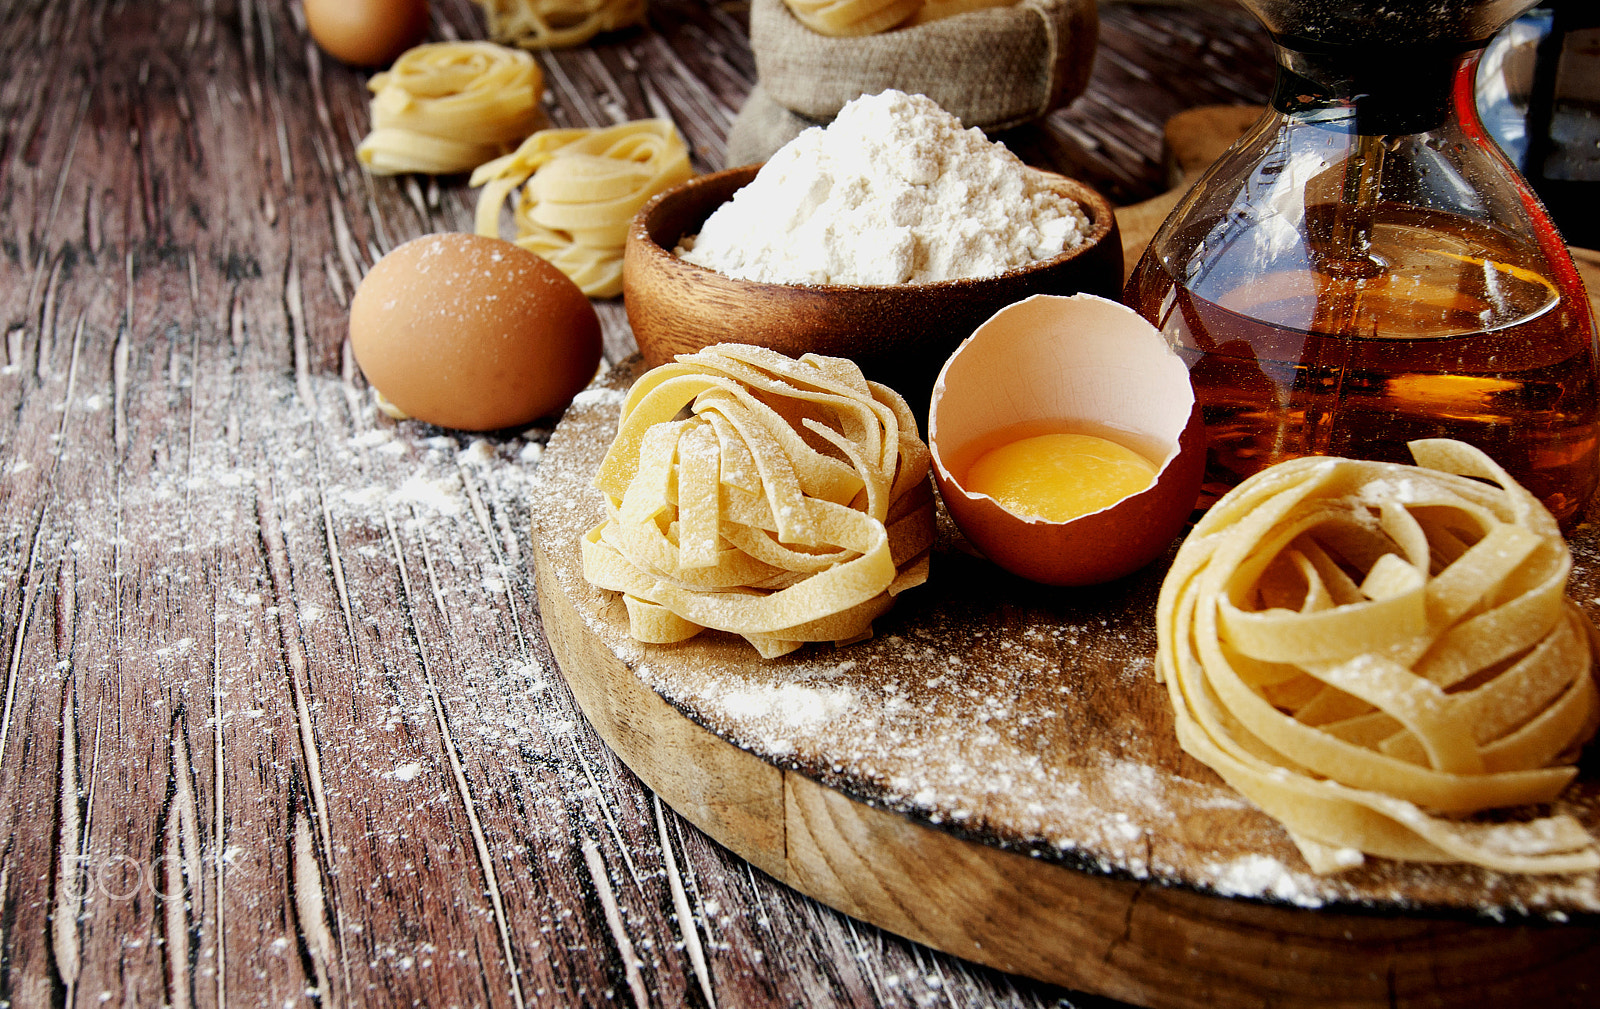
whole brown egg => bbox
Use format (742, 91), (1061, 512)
(350, 233), (603, 431)
(304, 0), (429, 68)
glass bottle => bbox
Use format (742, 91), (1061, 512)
(1125, 0), (1600, 526)
(1477, 1), (1600, 249)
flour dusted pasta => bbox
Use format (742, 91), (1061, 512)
(475, 0), (646, 49)
(470, 119), (692, 297)
(1156, 440), (1600, 874)
(357, 42), (543, 176)
(582, 345), (935, 658)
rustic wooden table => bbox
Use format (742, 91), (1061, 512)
(0, 1), (1274, 1005)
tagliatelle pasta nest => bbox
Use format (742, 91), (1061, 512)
(1157, 440), (1600, 875)
(784, 0), (925, 35)
(582, 345), (936, 659)
(783, 0), (1016, 35)
(470, 119), (692, 298)
(475, 0), (647, 49)
(356, 42), (544, 176)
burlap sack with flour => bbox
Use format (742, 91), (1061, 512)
(729, 0), (1097, 165)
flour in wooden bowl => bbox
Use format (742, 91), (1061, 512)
(676, 89), (1090, 285)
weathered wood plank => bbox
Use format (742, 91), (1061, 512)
(0, 1), (1279, 1006)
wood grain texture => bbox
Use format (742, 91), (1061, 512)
(0, 1), (1277, 1007)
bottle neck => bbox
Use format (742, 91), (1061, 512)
(1270, 39), (1484, 135)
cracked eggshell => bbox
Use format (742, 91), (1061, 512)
(928, 293), (1205, 586)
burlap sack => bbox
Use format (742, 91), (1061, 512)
(725, 84), (824, 168)
(748, 0), (1097, 129)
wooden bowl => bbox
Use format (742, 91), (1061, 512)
(622, 164), (1123, 417)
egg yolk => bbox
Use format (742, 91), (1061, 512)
(963, 432), (1157, 523)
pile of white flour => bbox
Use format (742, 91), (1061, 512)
(677, 90), (1091, 286)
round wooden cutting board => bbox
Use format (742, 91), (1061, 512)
(530, 359), (1600, 1009)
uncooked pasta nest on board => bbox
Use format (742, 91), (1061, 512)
(470, 119), (692, 298)
(1156, 439), (1600, 875)
(582, 345), (937, 659)
(357, 42), (543, 175)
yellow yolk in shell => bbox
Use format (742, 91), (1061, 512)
(963, 432), (1158, 523)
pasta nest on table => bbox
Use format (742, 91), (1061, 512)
(582, 345), (936, 659)
(471, 119), (693, 298)
(1157, 439), (1600, 875)
(357, 42), (543, 176)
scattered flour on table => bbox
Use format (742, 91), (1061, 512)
(676, 89), (1090, 285)
(392, 761), (425, 782)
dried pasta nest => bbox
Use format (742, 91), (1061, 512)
(470, 120), (693, 298)
(473, 0), (646, 49)
(356, 42), (544, 176)
(1156, 440), (1600, 875)
(582, 345), (936, 659)
(733, 0), (1095, 165)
